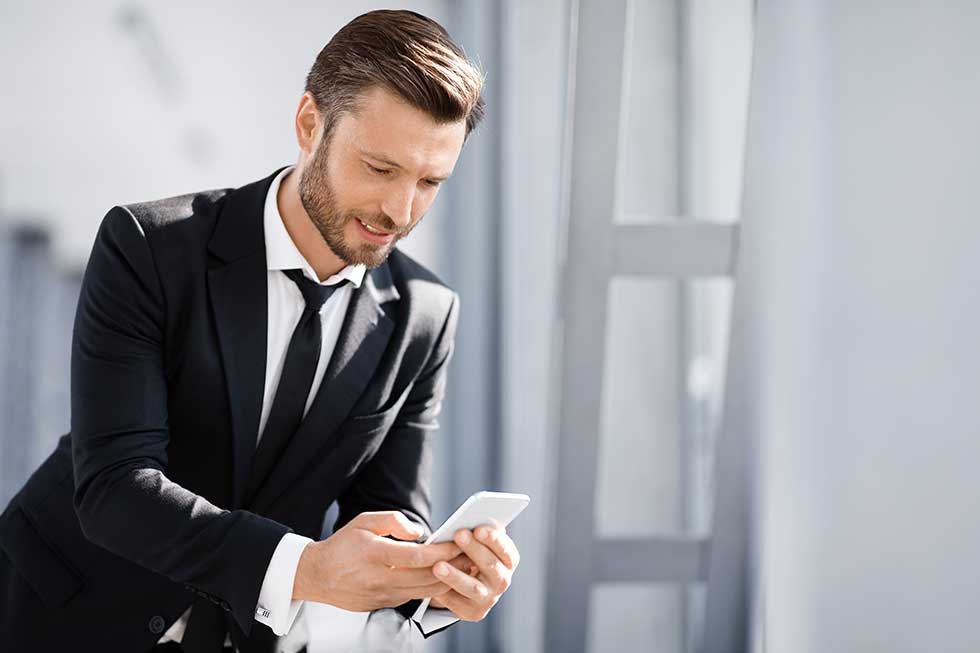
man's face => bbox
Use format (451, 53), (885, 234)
(298, 86), (467, 269)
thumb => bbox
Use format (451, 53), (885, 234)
(355, 511), (424, 540)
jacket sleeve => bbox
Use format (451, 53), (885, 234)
(333, 290), (461, 634)
(70, 207), (289, 636)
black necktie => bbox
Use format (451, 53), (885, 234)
(248, 268), (347, 497)
(183, 270), (346, 652)
(181, 270), (346, 653)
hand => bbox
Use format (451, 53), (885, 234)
(427, 526), (520, 621)
(292, 511), (460, 611)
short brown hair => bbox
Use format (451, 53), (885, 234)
(305, 9), (485, 141)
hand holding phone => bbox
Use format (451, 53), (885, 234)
(412, 491), (529, 633)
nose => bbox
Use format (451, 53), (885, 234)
(381, 183), (415, 230)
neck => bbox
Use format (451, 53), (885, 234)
(277, 168), (347, 282)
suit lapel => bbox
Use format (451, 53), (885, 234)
(247, 263), (399, 512)
(207, 172), (280, 509)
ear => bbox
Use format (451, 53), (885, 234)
(295, 91), (321, 157)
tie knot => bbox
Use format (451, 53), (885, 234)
(283, 268), (346, 313)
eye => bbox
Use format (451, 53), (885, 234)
(422, 179), (442, 188)
(366, 162), (392, 176)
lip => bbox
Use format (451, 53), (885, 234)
(354, 218), (395, 245)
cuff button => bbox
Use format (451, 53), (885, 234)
(148, 615), (166, 634)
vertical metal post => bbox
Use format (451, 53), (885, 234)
(544, 0), (630, 650)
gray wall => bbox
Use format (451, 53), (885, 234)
(732, 1), (980, 651)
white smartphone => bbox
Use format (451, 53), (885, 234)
(412, 491), (530, 630)
(424, 491), (530, 545)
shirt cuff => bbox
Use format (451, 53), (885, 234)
(254, 532), (313, 636)
(410, 597), (461, 637)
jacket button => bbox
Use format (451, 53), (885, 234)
(148, 615), (166, 634)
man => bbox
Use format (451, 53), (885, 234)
(0, 9), (519, 653)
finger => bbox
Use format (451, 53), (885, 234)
(384, 565), (455, 589)
(453, 529), (510, 594)
(430, 581), (471, 609)
(474, 526), (520, 570)
(412, 581), (452, 599)
(388, 580), (453, 604)
(429, 593), (449, 610)
(433, 590), (481, 622)
(446, 553), (472, 573)
(354, 511), (424, 540)
(433, 559), (491, 601)
(374, 539), (461, 568)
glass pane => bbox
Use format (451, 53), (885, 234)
(616, 0), (680, 223)
(617, 0), (753, 223)
(595, 277), (733, 538)
(685, 583), (707, 653)
(588, 584), (683, 653)
(683, 277), (734, 535)
(595, 277), (681, 537)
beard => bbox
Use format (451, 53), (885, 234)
(298, 134), (417, 269)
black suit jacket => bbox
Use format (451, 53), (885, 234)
(0, 169), (460, 652)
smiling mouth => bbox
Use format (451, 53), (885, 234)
(357, 218), (394, 236)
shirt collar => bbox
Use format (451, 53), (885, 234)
(263, 166), (366, 288)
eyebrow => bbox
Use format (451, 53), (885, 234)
(360, 149), (451, 182)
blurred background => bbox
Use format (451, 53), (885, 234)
(3, 1), (980, 652)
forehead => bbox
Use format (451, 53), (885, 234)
(331, 86), (466, 174)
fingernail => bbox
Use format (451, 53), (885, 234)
(476, 528), (488, 541)
(457, 530), (471, 545)
(477, 584), (489, 597)
(435, 563), (449, 577)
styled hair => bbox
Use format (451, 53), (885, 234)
(305, 9), (486, 140)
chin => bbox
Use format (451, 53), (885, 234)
(358, 247), (395, 269)
(337, 239), (395, 270)
(316, 219), (398, 270)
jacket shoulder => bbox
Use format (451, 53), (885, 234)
(121, 188), (231, 235)
(387, 248), (457, 301)
(385, 248), (459, 335)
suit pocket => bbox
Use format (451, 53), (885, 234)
(346, 383), (413, 435)
(0, 506), (84, 608)
(346, 406), (400, 436)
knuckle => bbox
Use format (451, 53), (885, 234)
(377, 548), (394, 568)
(486, 560), (501, 579)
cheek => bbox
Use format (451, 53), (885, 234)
(412, 189), (438, 220)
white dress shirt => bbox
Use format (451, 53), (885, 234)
(157, 166), (454, 649)
(157, 166), (364, 649)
